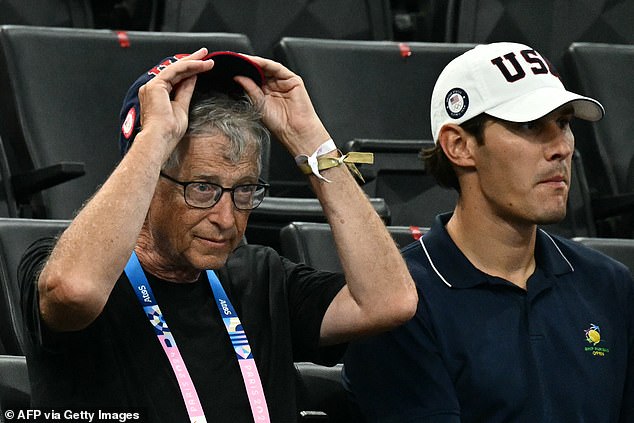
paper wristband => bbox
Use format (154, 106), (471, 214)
(296, 151), (374, 183)
(294, 139), (338, 182)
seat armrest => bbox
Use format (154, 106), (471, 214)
(11, 161), (85, 202)
(250, 197), (390, 224)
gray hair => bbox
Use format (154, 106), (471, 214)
(162, 94), (270, 174)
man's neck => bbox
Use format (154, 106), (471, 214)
(134, 231), (201, 283)
(446, 203), (537, 290)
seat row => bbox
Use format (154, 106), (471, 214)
(1, 25), (633, 243)
(0, 0), (395, 58)
(1, 217), (633, 357)
(3, 0), (634, 66)
(0, 217), (426, 356)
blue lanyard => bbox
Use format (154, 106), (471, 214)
(206, 269), (253, 360)
(125, 251), (270, 422)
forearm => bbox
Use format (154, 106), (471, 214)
(37, 49), (211, 331)
(310, 158), (418, 344)
(38, 131), (165, 330)
(235, 55), (417, 341)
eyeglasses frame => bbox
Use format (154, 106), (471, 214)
(159, 171), (269, 210)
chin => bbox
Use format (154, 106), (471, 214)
(534, 209), (567, 225)
(190, 252), (231, 271)
(188, 237), (240, 270)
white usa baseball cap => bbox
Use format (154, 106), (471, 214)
(430, 42), (604, 143)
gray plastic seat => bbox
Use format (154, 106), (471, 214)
(0, 354), (30, 421)
(274, 38), (475, 224)
(0, 218), (70, 355)
(280, 222), (427, 273)
(565, 43), (634, 237)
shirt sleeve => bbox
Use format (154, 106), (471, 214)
(342, 295), (461, 423)
(18, 237), (56, 351)
(282, 256), (346, 365)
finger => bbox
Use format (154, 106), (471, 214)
(172, 74), (198, 109)
(149, 58), (214, 91)
(179, 47), (209, 61)
(241, 54), (297, 80)
(234, 75), (263, 104)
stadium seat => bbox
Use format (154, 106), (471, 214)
(572, 237), (634, 276)
(565, 42), (634, 237)
(0, 218), (70, 356)
(294, 362), (362, 422)
(0, 136), (17, 218)
(274, 38), (474, 223)
(0, 25), (256, 219)
(0, 355), (30, 420)
(247, 197), (391, 253)
(344, 138), (457, 228)
(280, 222), (427, 273)
(447, 0), (634, 72)
(161, 0), (394, 58)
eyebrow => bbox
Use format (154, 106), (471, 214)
(189, 174), (260, 185)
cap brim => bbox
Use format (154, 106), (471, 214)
(486, 87), (604, 123)
(195, 51), (265, 98)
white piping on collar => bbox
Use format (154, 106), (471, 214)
(419, 229), (574, 288)
(539, 228), (575, 272)
(419, 237), (453, 288)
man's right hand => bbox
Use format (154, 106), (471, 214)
(135, 48), (214, 163)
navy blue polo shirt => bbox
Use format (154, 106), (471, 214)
(343, 213), (634, 423)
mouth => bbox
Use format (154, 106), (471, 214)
(194, 235), (231, 248)
(539, 174), (568, 187)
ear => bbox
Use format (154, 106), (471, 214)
(437, 123), (476, 168)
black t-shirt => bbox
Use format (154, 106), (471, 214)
(20, 240), (346, 423)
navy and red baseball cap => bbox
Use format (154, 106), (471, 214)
(118, 51), (265, 156)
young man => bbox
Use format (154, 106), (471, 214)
(343, 42), (633, 422)
(19, 49), (417, 422)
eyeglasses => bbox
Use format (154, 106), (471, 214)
(159, 172), (269, 210)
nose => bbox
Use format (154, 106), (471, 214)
(544, 121), (574, 162)
(206, 190), (237, 229)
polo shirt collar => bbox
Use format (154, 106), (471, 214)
(420, 213), (574, 289)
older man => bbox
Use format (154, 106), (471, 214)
(20, 49), (417, 422)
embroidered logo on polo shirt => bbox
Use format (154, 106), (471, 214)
(584, 323), (610, 357)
